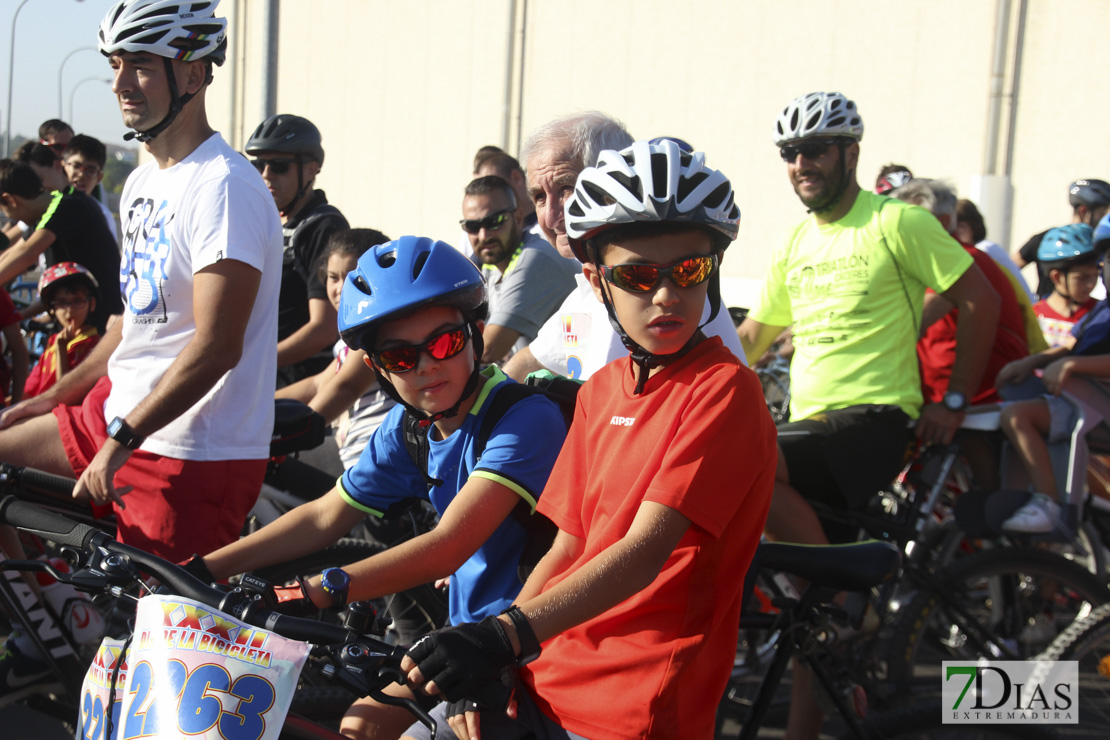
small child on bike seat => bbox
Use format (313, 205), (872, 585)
(400, 141), (777, 740)
(997, 223), (1110, 533)
(196, 235), (567, 739)
(23, 262), (101, 399)
(1032, 223), (1100, 348)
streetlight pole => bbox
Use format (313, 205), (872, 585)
(58, 45), (98, 118)
(5, 0), (33, 157)
(69, 77), (111, 128)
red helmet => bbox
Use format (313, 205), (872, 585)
(38, 262), (99, 306)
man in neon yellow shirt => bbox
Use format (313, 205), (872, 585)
(739, 91), (999, 544)
(738, 89), (1001, 740)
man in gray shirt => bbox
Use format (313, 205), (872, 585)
(461, 175), (578, 363)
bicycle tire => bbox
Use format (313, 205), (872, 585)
(251, 538), (448, 646)
(1038, 600), (1110, 731)
(836, 701), (1061, 739)
(885, 546), (1110, 695)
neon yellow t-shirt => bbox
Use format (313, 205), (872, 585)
(749, 190), (973, 420)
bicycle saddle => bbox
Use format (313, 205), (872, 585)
(756, 540), (901, 592)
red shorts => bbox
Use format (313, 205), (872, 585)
(54, 376), (266, 562)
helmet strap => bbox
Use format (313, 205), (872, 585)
(806, 140), (853, 215)
(124, 57), (207, 144)
(279, 157), (314, 218)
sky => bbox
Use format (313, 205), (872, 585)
(1, 0), (129, 153)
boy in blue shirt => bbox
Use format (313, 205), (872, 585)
(198, 236), (566, 738)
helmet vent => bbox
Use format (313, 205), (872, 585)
(650, 153), (669, 199)
(412, 251), (430, 279)
(353, 276), (372, 295)
(703, 181), (730, 210)
(581, 181), (615, 206)
(609, 172), (640, 200)
(377, 251), (397, 268)
(567, 200), (585, 217)
(677, 171), (708, 201)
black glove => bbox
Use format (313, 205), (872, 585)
(180, 555), (216, 585)
(406, 616), (517, 706)
(272, 576), (318, 617)
(446, 699), (480, 719)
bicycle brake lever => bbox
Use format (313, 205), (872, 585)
(368, 687), (437, 735)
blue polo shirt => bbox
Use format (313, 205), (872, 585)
(338, 366), (565, 625)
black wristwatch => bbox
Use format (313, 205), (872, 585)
(320, 567), (350, 608)
(500, 605), (542, 665)
(942, 391), (968, 413)
(107, 416), (145, 450)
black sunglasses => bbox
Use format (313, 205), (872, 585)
(779, 138), (838, 163)
(600, 254), (718, 293)
(460, 209), (512, 235)
(250, 158), (297, 175)
(369, 324), (471, 373)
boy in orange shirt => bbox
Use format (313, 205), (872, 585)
(402, 140), (777, 740)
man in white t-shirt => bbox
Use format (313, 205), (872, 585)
(0, 0), (280, 563)
(503, 112), (744, 381)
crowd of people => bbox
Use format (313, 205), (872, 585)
(0, 2), (1108, 740)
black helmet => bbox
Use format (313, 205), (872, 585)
(245, 114), (325, 165)
(1068, 179), (1110, 208)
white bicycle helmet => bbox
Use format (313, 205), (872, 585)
(565, 139), (740, 263)
(773, 92), (864, 146)
(99, 0), (227, 63)
(564, 139), (741, 393)
(99, 0), (227, 143)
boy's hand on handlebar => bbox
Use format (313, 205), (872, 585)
(403, 617), (517, 705)
(73, 441), (134, 508)
(1042, 358), (1076, 396)
(273, 576), (321, 616)
(915, 403), (964, 446)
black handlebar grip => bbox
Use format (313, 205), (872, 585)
(0, 495), (97, 548)
(16, 466), (78, 497)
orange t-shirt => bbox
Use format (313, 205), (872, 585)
(523, 337), (777, 740)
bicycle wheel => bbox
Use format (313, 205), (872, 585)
(1038, 600), (1110, 730)
(836, 701), (1060, 739)
(251, 538), (448, 646)
(886, 546), (1110, 696)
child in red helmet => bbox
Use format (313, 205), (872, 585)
(23, 262), (100, 399)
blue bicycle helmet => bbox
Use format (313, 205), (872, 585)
(338, 235), (488, 424)
(1038, 224), (1097, 266)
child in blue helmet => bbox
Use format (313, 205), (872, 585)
(1032, 223), (1101, 348)
(196, 236), (567, 738)
(997, 222), (1110, 533)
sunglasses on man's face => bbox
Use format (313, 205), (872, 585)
(250, 158), (297, 176)
(779, 138), (838, 163)
(600, 254), (718, 293)
(369, 324), (471, 373)
(460, 209), (512, 235)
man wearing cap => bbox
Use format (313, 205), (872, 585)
(246, 114), (350, 386)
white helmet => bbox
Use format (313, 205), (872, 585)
(564, 139), (740, 262)
(773, 92), (863, 146)
(99, 0), (227, 65)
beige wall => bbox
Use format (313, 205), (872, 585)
(208, 0), (1110, 308)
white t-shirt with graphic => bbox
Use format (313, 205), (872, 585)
(105, 134), (283, 460)
(529, 274), (746, 379)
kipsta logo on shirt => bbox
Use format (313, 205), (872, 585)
(609, 416), (635, 427)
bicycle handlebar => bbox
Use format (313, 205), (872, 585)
(0, 490), (436, 733)
(0, 462), (78, 498)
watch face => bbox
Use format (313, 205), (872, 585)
(944, 392), (967, 411)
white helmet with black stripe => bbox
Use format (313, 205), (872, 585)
(773, 91), (864, 145)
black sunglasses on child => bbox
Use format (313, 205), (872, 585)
(600, 254), (718, 293)
(460, 209), (513, 235)
(778, 138), (839, 163)
(368, 324), (471, 373)
(250, 158), (297, 175)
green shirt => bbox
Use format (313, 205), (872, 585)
(749, 190), (973, 420)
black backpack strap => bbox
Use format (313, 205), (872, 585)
(402, 410), (444, 489)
